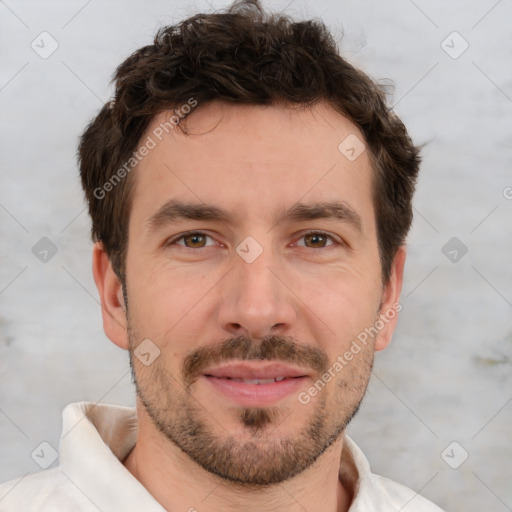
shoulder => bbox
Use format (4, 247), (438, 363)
(342, 436), (445, 511)
(0, 469), (92, 512)
(370, 473), (445, 511)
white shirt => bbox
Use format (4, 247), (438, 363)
(0, 402), (444, 511)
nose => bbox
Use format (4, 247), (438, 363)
(217, 246), (297, 340)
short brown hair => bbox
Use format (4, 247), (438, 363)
(79, 0), (420, 284)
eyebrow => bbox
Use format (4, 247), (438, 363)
(277, 201), (363, 233)
(146, 200), (232, 232)
(145, 199), (363, 234)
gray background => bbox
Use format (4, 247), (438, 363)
(1, 1), (511, 510)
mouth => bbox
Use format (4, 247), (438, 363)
(201, 362), (311, 407)
(209, 376), (294, 384)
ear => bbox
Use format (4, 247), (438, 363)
(374, 246), (406, 352)
(92, 241), (129, 350)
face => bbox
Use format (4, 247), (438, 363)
(97, 101), (404, 486)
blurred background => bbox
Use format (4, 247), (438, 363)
(1, 1), (511, 510)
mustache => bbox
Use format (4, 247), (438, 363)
(182, 335), (329, 385)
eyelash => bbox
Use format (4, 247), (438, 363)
(167, 230), (341, 249)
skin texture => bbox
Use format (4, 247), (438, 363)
(92, 101), (405, 512)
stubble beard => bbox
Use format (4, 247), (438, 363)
(127, 323), (373, 486)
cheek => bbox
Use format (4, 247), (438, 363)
(127, 261), (219, 348)
(296, 266), (381, 340)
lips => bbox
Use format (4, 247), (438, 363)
(200, 362), (310, 406)
(216, 376), (287, 384)
(202, 362), (309, 381)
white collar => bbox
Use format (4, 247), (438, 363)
(58, 401), (408, 511)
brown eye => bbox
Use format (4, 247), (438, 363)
(184, 233), (206, 248)
(175, 232), (213, 248)
(301, 232), (333, 248)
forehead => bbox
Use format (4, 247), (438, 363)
(130, 101), (375, 230)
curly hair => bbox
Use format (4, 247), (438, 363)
(78, 0), (420, 284)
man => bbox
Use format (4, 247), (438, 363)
(0, 0), (444, 510)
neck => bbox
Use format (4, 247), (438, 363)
(123, 405), (352, 512)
